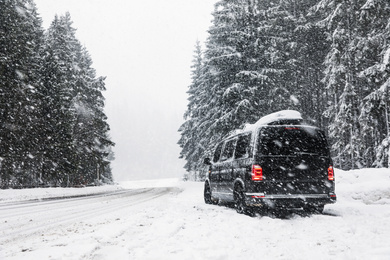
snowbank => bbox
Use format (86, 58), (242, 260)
(0, 179), (181, 204)
(0, 184), (123, 203)
(335, 168), (390, 205)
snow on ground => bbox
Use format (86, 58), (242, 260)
(0, 184), (123, 203)
(0, 179), (179, 203)
(1, 168), (390, 259)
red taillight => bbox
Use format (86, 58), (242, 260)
(328, 166), (334, 181)
(252, 165), (263, 181)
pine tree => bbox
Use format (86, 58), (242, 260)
(311, 0), (367, 169)
(0, 0), (44, 187)
(358, 0), (390, 167)
(285, 0), (330, 127)
(330, 82), (360, 169)
(40, 13), (114, 186)
(199, 0), (276, 144)
(72, 47), (114, 184)
(39, 14), (78, 186)
(179, 41), (207, 180)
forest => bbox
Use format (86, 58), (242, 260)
(0, 0), (114, 188)
(179, 0), (390, 180)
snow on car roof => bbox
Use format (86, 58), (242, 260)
(255, 110), (302, 125)
(226, 110), (303, 138)
(242, 110), (303, 132)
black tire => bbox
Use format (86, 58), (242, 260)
(204, 182), (218, 205)
(204, 182), (212, 204)
(234, 185), (253, 216)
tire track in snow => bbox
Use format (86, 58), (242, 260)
(0, 187), (179, 246)
(0, 189), (147, 219)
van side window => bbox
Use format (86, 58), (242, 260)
(213, 142), (223, 163)
(220, 139), (235, 161)
(235, 134), (251, 159)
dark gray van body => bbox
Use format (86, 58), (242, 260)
(203, 111), (336, 215)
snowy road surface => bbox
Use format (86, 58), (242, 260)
(1, 169), (390, 259)
(0, 188), (175, 246)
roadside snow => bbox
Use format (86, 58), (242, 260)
(0, 179), (180, 204)
(0, 184), (123, 203)
(336, 168), (390, 205)
(1, 169), (390, 259)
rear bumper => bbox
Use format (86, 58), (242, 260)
(244, 192), (336, 208)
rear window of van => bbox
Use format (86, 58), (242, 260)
(258, 126), (330, 156)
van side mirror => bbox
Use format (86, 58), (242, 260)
(203, 158), (212, 165)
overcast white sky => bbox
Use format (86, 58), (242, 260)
(33, 0), (216, 181)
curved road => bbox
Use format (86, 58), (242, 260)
(0, 187), (177, 246)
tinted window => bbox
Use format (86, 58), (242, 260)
(221, 139), (236, 161)
(258, 126), (329, 156)
(235, 134), (251, 159)
(213, 142), (223, 163)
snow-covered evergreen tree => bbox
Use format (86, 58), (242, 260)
(358, 0), (390, 167)
(0, 0), (44, 187)
(41, 13), (114, 186)
(311, 0), (371, 169)
(39, 13), (80, 186)
(179, 41), (208, 181)
(308, 0), (390, 169)
(0, 2), (113, 188)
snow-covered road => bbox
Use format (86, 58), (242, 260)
(1, 169), (390, 259)
(0, 188), (176, 246)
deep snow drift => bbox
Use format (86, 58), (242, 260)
(1, 168), (390, 259)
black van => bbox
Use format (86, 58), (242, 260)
(203, 110), (336, 215)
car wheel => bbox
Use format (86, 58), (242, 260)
(234, 185), (253, 216)
(204, 182), (218, 205)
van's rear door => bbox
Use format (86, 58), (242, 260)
(257, 126), (333, 195)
